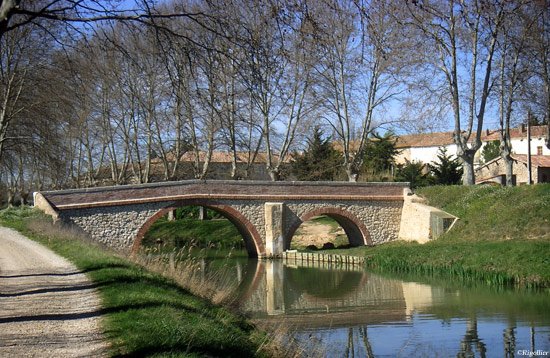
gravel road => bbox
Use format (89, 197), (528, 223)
(0, 226), (108, 357)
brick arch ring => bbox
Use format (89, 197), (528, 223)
(131, 199), (265, 257)
(285, 207), (373, 250)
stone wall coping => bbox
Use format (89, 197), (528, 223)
(35, 180), (409, 210)
(52, 194), (404, 210)
(39, 179), (410, 196)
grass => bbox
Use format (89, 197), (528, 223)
(329, 184), (550, 289)
(416, 184), (550, 241)
(0, 208), (268, 357)
(143, 216), (243, 250)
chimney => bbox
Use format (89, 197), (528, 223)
(486, 128), (489, 136)
(521, 123), (526, 133)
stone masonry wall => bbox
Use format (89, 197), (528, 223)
(59, 200), (268, 253)
(56, 198), (403, 254)
(284, 200), (403, 245)
(59, 202), (167, 250)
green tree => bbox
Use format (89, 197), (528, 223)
(481, 140), (501, 163)
(291, 127), (341, 181)
(363, 132), (399, 175)
(395, 161), (432, 189)
(430, 147), (463, 185)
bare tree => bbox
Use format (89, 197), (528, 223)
(405, 0), (505, 185)
(496, 2), (533, 186)
(524, 1), (550, 149)
(311, 0), (402, 182)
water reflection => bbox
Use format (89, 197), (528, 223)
(173, 256), (550, 356)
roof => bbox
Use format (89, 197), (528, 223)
(511, 154), (550, 168)
(395, 131), (455, 148)
(395, 125), (548, 149)
(476, 154), (550, 172)
(483, 125), (548, 141)
(151, 151), (288, 164)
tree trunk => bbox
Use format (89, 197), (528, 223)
(167, 210), (176, 221)
(460, 152), (476, 185)
(20, 191), (29, 206)
(6, 188), (14, 207)
(504, 157), (513, 186)
(501, 143), (514, 186)
(198, 206), (207, 221)
(345, 164), (358, 182)
(268, 167), (282, 181)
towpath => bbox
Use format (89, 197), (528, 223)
(0, 226), (108, 357)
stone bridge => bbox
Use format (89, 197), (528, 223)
(34, 180), (411, 258)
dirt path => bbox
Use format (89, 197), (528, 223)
(293, 220), (345, 247)
(0, 226), (108, 357)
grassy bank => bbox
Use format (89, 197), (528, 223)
(333, 184), (550, 288)
(142, 185), (550, 287)
(0, 208), (268, 357)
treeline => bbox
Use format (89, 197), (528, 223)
(0, 1), (549, 205)
(292, 127), (463, 188)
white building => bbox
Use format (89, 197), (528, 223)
(394, 125), (549, 167)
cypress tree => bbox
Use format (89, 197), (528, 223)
(430, 147), (463, 185)
(291, 127), (341, 181)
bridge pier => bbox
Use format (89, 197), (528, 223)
(264, 202), (285, 258)
(265, 260), (285, 315)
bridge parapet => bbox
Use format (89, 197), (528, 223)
(36, 180), (407, 209)
(34, 180), (409, 257)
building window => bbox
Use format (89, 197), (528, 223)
(537, 146), (543, 155)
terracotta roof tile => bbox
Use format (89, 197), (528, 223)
(481, 125), (547, 141)
(171, 151), (288, 163)
(395, 125), (548, 148)
(511, 154), (550, 168)
(395, 131), (455, 148)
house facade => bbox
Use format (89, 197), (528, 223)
(394, 125), (549, 167)
(394, 131), (457, 166)
(475, 155), (550, 185)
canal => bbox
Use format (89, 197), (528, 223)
(149, 251), (550, 357)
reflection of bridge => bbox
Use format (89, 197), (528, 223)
(34, 180), (409, 257)
(227, 260), (443, 328)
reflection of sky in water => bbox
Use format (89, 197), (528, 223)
(295, 314), (550, 357)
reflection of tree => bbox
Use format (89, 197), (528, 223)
(344, 327), (374, 357)
(503, 324), (516, 358)
(359, 327), (375, 358)
(285, 267), (362, 299)
(345, 328), (354, 357)
(458, 318), (487, 358)
(531, 325), (535, 352)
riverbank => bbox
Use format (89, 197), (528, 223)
(142, 184), (550, 288)
(0, 208), (270, 357)
(332, 184), (550, 288)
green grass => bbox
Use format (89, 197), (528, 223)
(416, 184), (550, 241)
(143, 217), (243, 250)
(331, 184), (550, 289)
(0, 208), (266, 357)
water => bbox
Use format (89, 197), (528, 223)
(170, 253), (550, 357)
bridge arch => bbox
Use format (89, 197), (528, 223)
(285, 207), (372, 250)
(132, 199), (265, 257)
